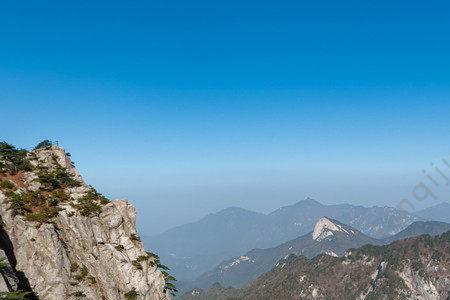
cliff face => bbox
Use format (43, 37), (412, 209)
(0, 143), (170, 300)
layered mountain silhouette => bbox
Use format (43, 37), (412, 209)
(189, 217), (377, 289)
(183, 231), (450, 300)
(186, 218), (450, 291)
(415, 202), (450, 223)
(382, 219), (450, 243)
(147, 199), (418, 280)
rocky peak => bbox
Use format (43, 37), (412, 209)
(312, 217), (352, 241)
(0, 141), (173, 300)
(32, 145), (75, 172)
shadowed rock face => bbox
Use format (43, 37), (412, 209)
(0, 223), (40, 299)
(0, 145), (170, 300)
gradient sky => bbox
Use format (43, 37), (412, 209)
(1, 1), (450, 235)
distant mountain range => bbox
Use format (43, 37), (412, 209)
(189, 217), (378, 289)
(415, 202), (450, 223)
(183, 230), (450, 300)
(185, 218), (450, 291)
(146, 199), (420, 281)
(382, 220), (450, 243)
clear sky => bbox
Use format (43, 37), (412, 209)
(1, 1), (450, 235)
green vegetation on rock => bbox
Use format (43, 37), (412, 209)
(131, 259), (143, 270)
(115, 244), (125, 252)
(35, 165), (80, 190)
(145, 252), (178, 296)
(0, 179), (15, 190)
(74, 265), (89, 281)
(0, 291), (32, 300)
(33, 140), (53, 150)
(130, 234), (140, 242)
(0, 141), (33, 174)
(72, 192), (101, 217)
(124, 288), (139, 300)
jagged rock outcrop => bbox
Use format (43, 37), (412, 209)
(0, 142), (171, 300)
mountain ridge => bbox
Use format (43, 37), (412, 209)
(186, 217), (378, 290)
(183, 231), (450, 300)
(148, 199), (419, 281)
(415, 202), (450, 223)
(183, 218), (450, 292)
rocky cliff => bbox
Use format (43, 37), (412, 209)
(0, 141), (173, 300)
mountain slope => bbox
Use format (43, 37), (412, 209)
(184, 231), (450, 300)
(415, 202), (450, 223)
(0, 142), (171, 300)
(147, 207), (267, 281)
(190, 217), (378, 289)
(186, 219), (450, 292)
(148, 199), (418, 280)
(383, 220), (450, 243)
(266, 198), (417, 242)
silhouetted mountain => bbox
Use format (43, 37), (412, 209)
(382, 220), (450, 243)
(147, 199), (418, 281)
(183, 231), (450, 300)
(146, 207), (267, 280)
(415, 202), (450, 223)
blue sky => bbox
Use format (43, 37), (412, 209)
(1, 1), (450, 234)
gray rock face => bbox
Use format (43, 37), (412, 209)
(0, 146), (170, 300)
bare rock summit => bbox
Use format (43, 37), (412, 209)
(0, 142), (172, 300)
